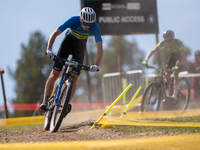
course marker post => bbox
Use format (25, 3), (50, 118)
(145, 76), (148, 87)
(90, 83), (133, 129)
(120, 85), (142, 118)
(122, 79), (127, 105)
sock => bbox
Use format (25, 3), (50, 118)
(43, 95), (50, 103)
(173, 85), (178, 96)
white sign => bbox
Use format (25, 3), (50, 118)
(99, 16), (145, 23)
(102, 3), (140, 11)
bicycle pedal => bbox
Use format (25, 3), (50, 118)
(48, 106), (54, 112)
(170, 98), (178, 103)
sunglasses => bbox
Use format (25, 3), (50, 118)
(81, 22), (93, 27)
(164, 39), (173, 43)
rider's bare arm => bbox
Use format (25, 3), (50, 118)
(145, 48), (158, 62)
(95, 41), (103, 66)
(47, 28), (62, 49)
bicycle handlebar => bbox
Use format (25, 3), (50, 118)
(146, 65), (156, 69)
(146, 65), (171, 73)
(54, 56), (99, 72)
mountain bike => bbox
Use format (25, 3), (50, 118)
(141, 65), (190, 113)
(43, 55), (93, 133)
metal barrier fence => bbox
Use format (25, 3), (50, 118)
(102, 70), (200, 109)
(102, 70), (144, 104)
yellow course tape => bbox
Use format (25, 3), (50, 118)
(0, 116), (44, 127)
(1, 134), (200, 150)
(0, 108), (108, 127)
(98, 108), (200, 128)
(98, 115), (200, 127)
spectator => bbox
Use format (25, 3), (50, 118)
(190, 50), (200, 105)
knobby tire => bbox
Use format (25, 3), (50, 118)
(50, 80), (73, 133)
(44, 80), (60, 130)
(44, 110), (53, 131)
(175, 77), (190, 111)
(141, 82), (162, 112)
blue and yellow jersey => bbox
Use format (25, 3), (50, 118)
(58, 16), (102, 43)
(155, 39), (186, 54)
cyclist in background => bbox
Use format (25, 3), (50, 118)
(40, 7), (103, 111)
(142, 30), (186, 99)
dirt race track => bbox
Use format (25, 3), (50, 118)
(0, 106), (178, 143)
(0, 120), (178, 143)
(1, 120), (200, 150)
(1, 108), (200, 149)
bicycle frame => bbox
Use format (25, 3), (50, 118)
(44, 56), (92, 132)
(151, 67), (174, 100)
(54, 78), (67, 106)
(54, 61), (75, 106)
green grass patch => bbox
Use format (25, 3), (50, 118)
(112, 125), (200, 135)
(151, 116), (200, 122)
(106, 116), (200, 135)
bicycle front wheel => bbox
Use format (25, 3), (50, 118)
(44, 79), (60, 131)
(141, 82), (162, 112)
(44, 108), (53, 131)
(50, 80), (73, 133)
(174, 77), (190, 111)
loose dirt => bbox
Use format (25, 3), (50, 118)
(0, 120), (174, 143)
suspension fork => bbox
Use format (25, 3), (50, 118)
(54, 78), (67, 106)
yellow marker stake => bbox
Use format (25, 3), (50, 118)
(120, 85), (142, 118)
(145, 76), (148, 87)
(90, 115), (104, 129)
(122, 79), (127, 105)
(91, 83), (133, 129)
(104, 83), (132, 115)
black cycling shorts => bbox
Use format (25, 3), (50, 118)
(166, 53), (182, 70)
(53, 35), (87, 75)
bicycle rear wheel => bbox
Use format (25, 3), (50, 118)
(50, 80), (73, 133)
(174, 77), (190, 111)
(141, 82), (162, 112)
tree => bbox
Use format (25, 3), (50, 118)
(100, 36), (144, 73)
(9, 31), (52, 117)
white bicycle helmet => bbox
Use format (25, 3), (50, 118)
(163, 30), (175, 40)
(80, 7), (96, 23)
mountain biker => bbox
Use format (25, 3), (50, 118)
(142, 30), (186, 99)
(40, 7), (103, 111)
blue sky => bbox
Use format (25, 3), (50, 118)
(0, 0), (200, 105)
